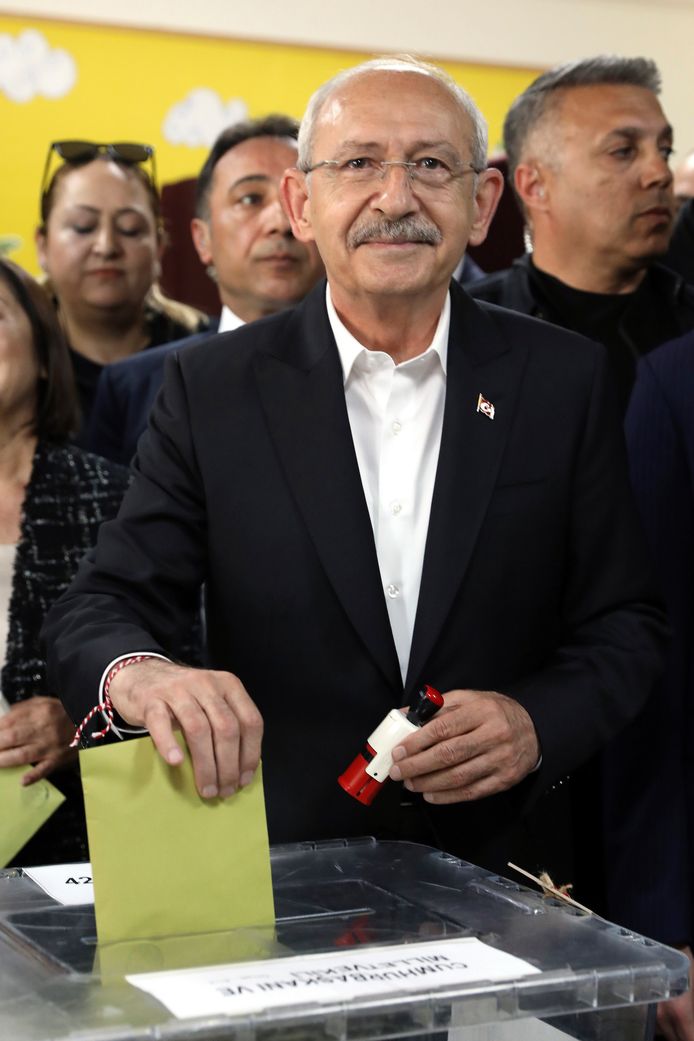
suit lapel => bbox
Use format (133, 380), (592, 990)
(254, 287), (402, 692)
(405, 287), (529, 692)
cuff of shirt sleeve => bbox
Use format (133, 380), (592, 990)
(98, 651), (172, 740)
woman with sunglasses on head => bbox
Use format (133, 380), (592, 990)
(36, 141), (208, 440)
(0, 257), (129, 866)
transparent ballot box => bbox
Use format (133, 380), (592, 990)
(0, 838), (688, 1041)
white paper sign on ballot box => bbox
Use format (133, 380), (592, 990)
(127, 936), (540, 1019)
(23, 863), (94, 906)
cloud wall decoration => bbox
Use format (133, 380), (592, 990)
(163, 88), (248, 148)
(0, 29), (76, 103)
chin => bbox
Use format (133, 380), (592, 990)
(262, 277), (313, 303)
(630, 242), (670, 266)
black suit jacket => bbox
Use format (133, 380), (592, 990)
(44, 281), (665, 870)
(604, 331), (694, 945)
(85, 320), (220, 465)
(664, 198), (694, 285)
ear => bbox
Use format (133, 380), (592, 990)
(34, 226), (48, 273)
(280, 168), (315, 244)
(190, 218), (214, 266)
(467, 167), (505, 248)
(514, 162), (549, 216)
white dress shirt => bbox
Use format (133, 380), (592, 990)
(217, 305), (245, 334)
(326, 285), (449, 683)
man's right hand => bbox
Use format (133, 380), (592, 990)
(108, 659), (263, 799)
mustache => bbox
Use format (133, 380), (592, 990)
(348, 216), (443, 248)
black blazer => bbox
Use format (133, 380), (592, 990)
(85, 320), (220, 465)
(43, 281), (665, 870)
(5, 442), (128, 865)
(604, 330), (694, 945)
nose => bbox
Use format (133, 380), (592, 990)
(92, 220), (121, 256)
(640, 145), (673, 190)
(371, 163), (418, 218)
(264, 196), (294, 237)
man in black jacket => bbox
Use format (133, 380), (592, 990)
(471, 55), (694, 412)
(43, 57), (665, 885)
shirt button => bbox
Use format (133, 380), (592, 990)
(392, 420), (402, 434)
(387, 583), (401, 599)
(391, 501), (402, 515)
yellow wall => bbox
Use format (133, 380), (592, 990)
(0, 14), (540, 276)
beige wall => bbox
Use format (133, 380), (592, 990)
(1, 0), (691, 148)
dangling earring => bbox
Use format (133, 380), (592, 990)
(523, 224), (534, 254)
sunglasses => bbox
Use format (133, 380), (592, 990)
(40, 140), (157, 219)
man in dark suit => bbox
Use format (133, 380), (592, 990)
(603, 330), (694, 1041)
(664, 197), (694, 285)
(470, 55), (694, 915)
(86, 115), (324, 464)
(44, 56), (665, 877)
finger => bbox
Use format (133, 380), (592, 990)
(394, 702), (479, 759)
(392, 723), (490, 781)
(422, 772), (504, 804)
(205, 677), (263, 794)
(234, 694), (263, 787)
(404, 750), (509, 802)
(144, 699), (188, 770)
(0, 745), (35, 768)
(201, 687), (243, 796)
(168, 693), (230, 798)
(21, 758), (56, 785)
(0, 724), (29, 752)
(0, 730), (71, 762)
(656, 1010), (684, 1041)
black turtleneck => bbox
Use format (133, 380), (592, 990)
(528, 261), (681, 412)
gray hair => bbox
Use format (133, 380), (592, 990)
(504, 55), (662, 182)
(297, 55), (488, 173)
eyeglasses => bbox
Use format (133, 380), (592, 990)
(40, 140), (157, 219)
(301, 155), (483, 189)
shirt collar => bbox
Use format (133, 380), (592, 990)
(326, 283), (449, 386)
(218, 305), (245, 334)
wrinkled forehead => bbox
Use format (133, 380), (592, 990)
(214, 135), (299, 187)
(314, 70), (473, 156)
(550, 83), (670, 142)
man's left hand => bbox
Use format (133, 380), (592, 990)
(389, 689), (540, 803)
(656, 946), (694, 1041)
(0, 697), (77, 785)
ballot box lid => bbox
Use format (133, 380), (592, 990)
(0, 838), (688, 1040)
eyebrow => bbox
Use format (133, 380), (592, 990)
(336, 139), (459, 154)
(603, 123), (673, 142)
(228, 174), (274, 192)
(65, 204), (148, 217)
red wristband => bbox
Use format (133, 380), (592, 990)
(70, 654), (158, 748)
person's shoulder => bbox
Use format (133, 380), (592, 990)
(461, 283), (602, 358)
(37, 442), (129, 493)
(638, 329), (694, 393)
(467, 266), (516, 303)
(649, 328), (694, 363)
(176, 287), (326, 380)
(467, 255), (532, 303)
(648, 261), (694, 306)
(107, 332), (215, 384)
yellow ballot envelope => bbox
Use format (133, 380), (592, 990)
(0, 767), (65, 867)
(80, 735), (274, 946)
